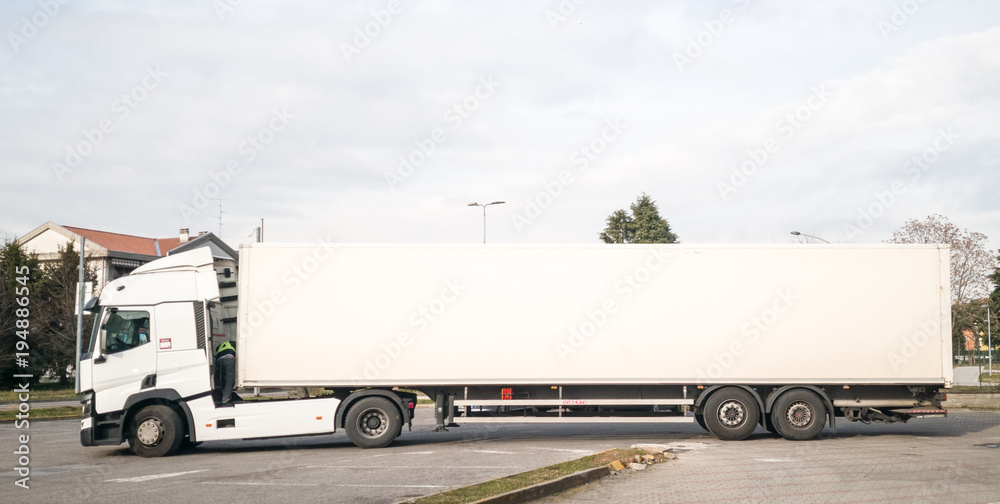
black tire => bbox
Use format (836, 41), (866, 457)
(694, 413), (709, 433)
(771, 389), (826, 441)
(345, 397), (402, 449)
(703, 388), (759, 441)
(128, 405), (184, 457)
(764, 415), (779, 435)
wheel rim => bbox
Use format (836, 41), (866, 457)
(785, 401), (813, 428)
(717, 400), (746, 427)
(136, 417), (164, 446)
(357, 408), (389, 439)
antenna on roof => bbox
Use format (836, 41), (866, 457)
(213, 199), (228, 238)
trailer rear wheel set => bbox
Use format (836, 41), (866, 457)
(698, 386), (829, 441)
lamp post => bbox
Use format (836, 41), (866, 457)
(468, 201), (505, 244)
(790, 231), (830, 244)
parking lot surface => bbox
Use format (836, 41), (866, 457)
(3, 410), (999, 503)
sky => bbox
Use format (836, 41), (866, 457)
(2, 0), (999, 251)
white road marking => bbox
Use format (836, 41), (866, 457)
(305, 465), (512, 469)
(368, 450), (435, 458)
(329, 484), (448, 488)
(529, 447), (594, 454)
(212, 482), (318, 487)
(106, 470), (206, 482)
(208, 482), (447, 488)
(754, 458), (802, 463)
(472, 450), (518, 454)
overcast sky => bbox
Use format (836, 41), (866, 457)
(2, 1), (998, 251)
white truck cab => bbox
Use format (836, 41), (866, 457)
(78, 249), (409, 457)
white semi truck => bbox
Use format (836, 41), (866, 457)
(78, 244), (952, 457)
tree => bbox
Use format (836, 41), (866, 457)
(600, 193), (678, 244)
(884, 214), (994, 304)
(33, 242), (97, 384)
(0, 239), (42, 389)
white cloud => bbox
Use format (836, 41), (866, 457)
(0, 1), (998, 255)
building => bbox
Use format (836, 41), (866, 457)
(18, 222), (239, 340)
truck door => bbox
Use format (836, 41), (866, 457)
(91, 308), (158, 414)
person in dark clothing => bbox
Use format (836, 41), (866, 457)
(215, 341), (237, 406)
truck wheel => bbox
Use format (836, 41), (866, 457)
(764, 416), (779, 435)
(694, 413), (709, 433)
(771, 390), (826, 441)
(128, 405), (184, 457)
(345, 397), (401, 449)
(704, 388), (759, 441)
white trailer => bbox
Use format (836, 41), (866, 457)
(78, 243), (951, 457)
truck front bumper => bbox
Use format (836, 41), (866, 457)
(80, 394), (94, 446)
(79, 393), (124, 446)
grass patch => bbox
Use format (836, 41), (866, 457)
(0, 384), (80, 403)
(410, 448), (647, 504)
(979, 372), (1000, 383)
(0, 406), (80, 422)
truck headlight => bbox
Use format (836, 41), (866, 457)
(81, 393), (93, 417)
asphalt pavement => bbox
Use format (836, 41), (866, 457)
(541, 411), (1000, 504)
(4, 409), (1000, 503)
(954, 365), (997, 386)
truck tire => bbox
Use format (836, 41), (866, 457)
(128, 405), (184, 457)
(703, 388), (759, 441)
(771, 389), (826, 441)
(345, 397), (402, 449)
(694, 413), (709, 433)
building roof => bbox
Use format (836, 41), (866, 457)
(19, 222), (236, 262)
(63, 226), (171, 256)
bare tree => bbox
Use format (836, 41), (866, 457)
(885, 214), (995, 304)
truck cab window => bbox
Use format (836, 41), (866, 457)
(104, 311), (152, 355)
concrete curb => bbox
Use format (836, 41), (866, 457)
(944, 393), (1000, 409)
(467, 466), (611, 504)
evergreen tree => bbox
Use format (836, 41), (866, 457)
(600, 193), (678, 244)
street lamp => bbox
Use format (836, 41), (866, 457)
(790, 231), (830, 244)
(468, 201), (505, 244)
